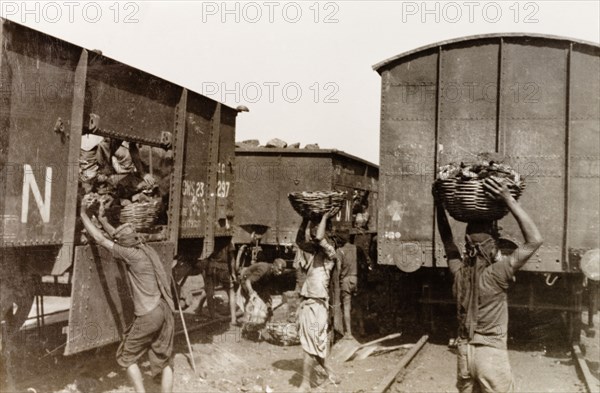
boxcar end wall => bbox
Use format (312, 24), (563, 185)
(375, 34), (600, 275)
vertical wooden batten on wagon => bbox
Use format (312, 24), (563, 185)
(374, 34), (599, 339)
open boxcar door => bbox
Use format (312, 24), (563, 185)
(64, 51), (183, 355)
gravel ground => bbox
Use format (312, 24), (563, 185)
(3, 275), (598, 393)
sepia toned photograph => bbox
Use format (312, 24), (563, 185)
(0, 1), (599, 392)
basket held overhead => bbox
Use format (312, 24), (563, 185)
(288, 191), (346, 219)
(433, 161), (526, 222)
(120, 201), (161, 232)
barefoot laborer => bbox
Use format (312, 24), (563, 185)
(436, 178), (543, 393)
(295, 208), (341, 391)
(80, 198), (175, 393)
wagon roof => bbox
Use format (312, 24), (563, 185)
(373, 32), (600, 73)
(0, 17), (238, 112)
(235, 147), (379, 170)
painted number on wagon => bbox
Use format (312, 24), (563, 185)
(217, 181), (230, 198)
(183, 180), (204, 199)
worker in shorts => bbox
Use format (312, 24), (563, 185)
(295, 208), (341, 391)
(335, 229), (358, 338)
(435, 177), (543, 393)
(80, 197), (175, 393)
(196, 240), (238, 326)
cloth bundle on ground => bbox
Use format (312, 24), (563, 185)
(236, 290), (269, 329)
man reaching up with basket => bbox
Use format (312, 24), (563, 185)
(80, 197), (175, 393)
(435, 177), (543, 393)
(295, 208), (341, 392)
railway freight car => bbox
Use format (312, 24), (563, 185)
(374, 34), (599, 341)
(0, 18), (240, 355)
(233, 147), (379, 267)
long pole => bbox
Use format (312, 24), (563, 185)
(171, 279), (197, 374)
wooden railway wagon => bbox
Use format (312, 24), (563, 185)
(0, 19), (239, 355)
(232, 147), (379, 266)
(374, 34), (599, 341)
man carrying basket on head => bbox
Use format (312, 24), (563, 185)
(295, 208), (342, 392)
(435, 177), (543, 393)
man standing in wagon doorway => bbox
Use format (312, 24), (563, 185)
(435, 177), (543, 393)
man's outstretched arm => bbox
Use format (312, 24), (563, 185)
(296, 216), (310, 245)
(315, 207), (339, 241)
(433, 187), (462, 273)
(80, 203), (114, 250)
(96, 200), (117, 238)
(129, 143), (156, 187)
(316, 208), (339, 261)
(243, 278), (256, 297)
(483, 178), (543, 271)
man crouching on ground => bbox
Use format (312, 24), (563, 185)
(80, 197), (175, 393)
(295, 208), (341, 392)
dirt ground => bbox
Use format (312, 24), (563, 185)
(3, 268), (599, 393)
(6, 309), (596, 393)
(5, 310), (414, 393)
(392, 308), (599, 393)
(394, 340), (586, 393)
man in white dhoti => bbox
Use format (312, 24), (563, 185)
(295, 208), (341, 392)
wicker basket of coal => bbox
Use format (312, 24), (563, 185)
(288, 191), (346, 219)
(266, 322), (300, 346)
(119, 200), (161, 232)
(434, 160), (525, 222)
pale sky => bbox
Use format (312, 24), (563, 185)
(3, 0), (599, 163)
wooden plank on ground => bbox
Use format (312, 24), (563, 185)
(374, 334), (429, 393)
(573, 343), (600, 393)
